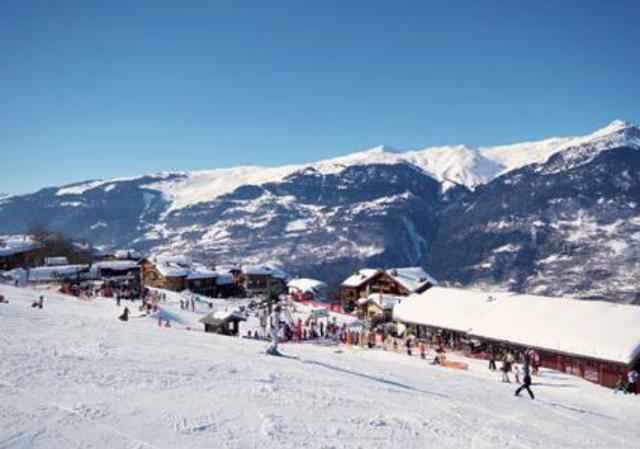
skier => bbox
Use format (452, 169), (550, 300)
(118, 306), (130, 322)
(266, 305), (282, 355)
(515, 356), (535, 399)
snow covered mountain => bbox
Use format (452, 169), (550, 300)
(0, 120), (638, 299)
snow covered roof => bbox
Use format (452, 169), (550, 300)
(386, 267), (437, 292)
(341, 267), (436, 292)
(216, 272), (234, 285)
(470, 294), (640, 365)
(394, 287), (640, 365)
(44, 257), (69, 266)
(94, 260), (140, 271)
(27, 264), (92, 282)
(341, 269), (380, 288)
(394, 287), (510, 333)
(200, 309), (246, 325)
(287, 278), (327, 294)
(0, 235), (39, 257)
(187, 265), (218, 280)
(113, 249), (143, 260)
(150, 255), (192, 277)
(148, 255), (218, 280)
(242, 264), (288, 279)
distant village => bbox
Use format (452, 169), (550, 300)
(1, 232), (639, 393)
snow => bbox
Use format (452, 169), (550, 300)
(93, 260), (139, 271)
(1, 284), (640, 449)
(287, 278), (327, 294)
(341, 269), (380, 288)
(394, 287), (511, 333)
(25, 264), (90, 282)
(241, 264), (288, 279)
(47, 120), (639, 212)
(146, 166), (302, 212)
(387, 267), (437, 291)
(471, 294), (640, 365)
(342, 267), (436, 291)
(285, 219), (310, 232)
(186, 266), (218, 280)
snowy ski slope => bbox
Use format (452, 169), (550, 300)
(1, 284), (639, 449)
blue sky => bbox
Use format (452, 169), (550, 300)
(0, 0), (638, 194)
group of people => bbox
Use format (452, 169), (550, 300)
(487, 348), (536, 399)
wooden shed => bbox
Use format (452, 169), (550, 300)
(200, 310), (246, 336)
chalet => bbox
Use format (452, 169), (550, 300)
(393, 287), (640, 389)
(139, 256), (218, 296)
(0, 235), (41, 271)
(287, 278), (328, 302)
(340, 267), (437, 311)
(357, 293), (404, 322)
(237, 264), (288, 297)
(200, 309), (246, 336)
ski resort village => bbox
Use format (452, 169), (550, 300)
(1, 225), (640, 448)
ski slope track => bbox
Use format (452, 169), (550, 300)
(1, 285), (639, 449)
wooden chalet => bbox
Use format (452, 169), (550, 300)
(394, 287), (640, 390)
(139, 256), (218, 296)
(139, 257), (189, 291)
(340, 267), (436, 311)
(237, 264), (288, 297)
(0, 236), (41, 271)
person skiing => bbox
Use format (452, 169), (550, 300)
(405, 337), (413, 356)
(266, 305), (282, 355)
(515, 356), (535, 399)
